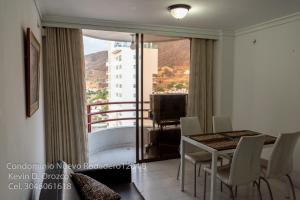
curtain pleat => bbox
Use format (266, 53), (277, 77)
(43, 27), (88, 165)
(188, 38), (215, 133)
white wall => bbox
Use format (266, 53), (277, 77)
(0, 0), (45, 199)
(214, 34), (235, 117)
(233, 16), (300, 186)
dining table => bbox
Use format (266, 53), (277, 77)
(180, 130), (277, 200)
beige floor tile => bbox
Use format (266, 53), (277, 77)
(132, 159), (300, 200)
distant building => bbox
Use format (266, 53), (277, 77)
(107, 41), (158, 127)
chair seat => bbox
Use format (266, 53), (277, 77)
(216, 165), (231, 184)
(261, 158), (268, 168)
(185, 151), (212, 164)
(260, 158), (268, 177)
(260, 158), (282, 179)
(204, 164), (231, 185)
(219, 153), (233, 161)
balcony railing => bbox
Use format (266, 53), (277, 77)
(87, 101), (150, 133)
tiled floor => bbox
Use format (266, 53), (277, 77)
(132, 159), (300, 200)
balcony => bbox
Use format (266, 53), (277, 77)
(88, 126), (135, 166)
(87, 101), (150, 166)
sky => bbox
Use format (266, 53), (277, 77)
(83, 36), (109, 55)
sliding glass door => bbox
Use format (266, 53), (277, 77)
(136, 34), (190, 162)
(82, 30), (190, 164)
(83, 30), (139, 166)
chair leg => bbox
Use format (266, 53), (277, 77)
(235, 186), (237, 197)
(228, 154), (232, 165)
(194, 164), (197, 197)
(221, 159), (223, 192)
(286, 174), (296, 200)
(220, 181), (223, 192)
(229, 186), (235, 200)
(260, 177), (274, 200)
(176, 162), (181, 180)
(204, 171), (207, 200)
(253, 178), (261, 187)
(198, 163), (201, 176)
(253, 181), (263, 200)
(223, 184), (235, 200)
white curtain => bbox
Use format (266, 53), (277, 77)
(188, 38), (215, 133)
(43, 27), (88, 165)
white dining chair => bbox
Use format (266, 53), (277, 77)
(213, 116), (233, 133)
(213, 116), (234, 170)
(259, 131), (300, 200)
(203, 135), (266, 200)
(177, 116), (214, 197)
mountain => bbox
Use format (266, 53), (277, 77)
(84, 39), (190, 93)
(85, 51), (108, 90)
(157, 39), (190, 68)
(153, 39), (190, 92)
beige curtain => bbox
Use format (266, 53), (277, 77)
(43, 27), (88, 165)
(187, 38), (215, 133)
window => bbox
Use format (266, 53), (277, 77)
(114, 42), (122, 48)
(116, 92), (122, 97)
(116, 84), (122, 88)
(116, 92), (123, 97)
(133, 84), (136, 88)
(116, 65), (122, 70)
(116, 74), (122, 79)
(115, 55), (122, 62)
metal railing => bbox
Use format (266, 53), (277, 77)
(87, 101), (150, 133)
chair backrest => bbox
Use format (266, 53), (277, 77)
(180, 117), (202, 153)
(180, 117), (202, 136)
(229, 135), (265, 186)
(213, 116), (232, 133)
(266, 132), (300, 178)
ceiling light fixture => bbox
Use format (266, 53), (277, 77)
(168, 4), (191, 19)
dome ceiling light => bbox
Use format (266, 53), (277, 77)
(168, 4), (191, 19)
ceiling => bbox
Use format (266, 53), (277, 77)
(37, 0), (300, 30)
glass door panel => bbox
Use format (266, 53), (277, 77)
(83, 30), (138, 166)
(139, 34), (191, 161)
